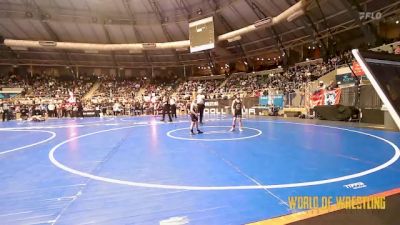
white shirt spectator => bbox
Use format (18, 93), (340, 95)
(197, 94), (205, 105)
(113, 103), (121, 112)
(48, 103), (55, 111)
(2, 103), (8, 110)
(170, 97), (176, 105)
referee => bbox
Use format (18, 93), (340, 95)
(160, 95), (172, 122)
(196, 89), (205, 124)
(1, 101), (10, 122)
(170, 96), (177, 118)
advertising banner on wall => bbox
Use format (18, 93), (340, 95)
(204, 97), (259, 114)
(336, 67), (356, 86)
(0, 93), (18, 99)
(259, 95), (284, 108)
(352, 61), (365, 76)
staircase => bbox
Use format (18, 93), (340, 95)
(83, 81), (101, 100)
(216, 74), (234, 91)
(135, 84), (149, 99)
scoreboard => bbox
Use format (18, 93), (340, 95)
(189, 17), (215, 53)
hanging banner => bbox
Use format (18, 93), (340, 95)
(310, 88), (341, 108)
(324, 88), (342, 105)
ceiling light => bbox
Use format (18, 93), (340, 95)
(40, 14), (51, 21)
(25, 11), (33, 18)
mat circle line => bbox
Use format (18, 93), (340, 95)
(167, 126), (262, 141)
(48, 121), (400, 190)
(0, 129), (56, 155)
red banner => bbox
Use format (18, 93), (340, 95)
(310, 89), (325, 108)
(310, 88), (341, 108)
(352, 61), (365, 76)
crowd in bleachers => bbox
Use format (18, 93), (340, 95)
(0, 73), (96, 121)
(175, 80), (223, 99)
(0, 74), (27, 89)
(2, 42), (399, 121)
(0, 56), (344, 121)
(26, 75), (93, 99)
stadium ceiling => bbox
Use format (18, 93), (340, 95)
(0, 0), (399, 69)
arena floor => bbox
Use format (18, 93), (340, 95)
(1, 115), (400, 225)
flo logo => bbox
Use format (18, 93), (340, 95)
(343, 182), (367, 189)
(359, 12), (382, 20)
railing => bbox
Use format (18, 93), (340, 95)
(339, 86), (357, 107)
(285, 91), (305, 108)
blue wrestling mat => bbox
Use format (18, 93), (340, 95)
(0, 115), (399, 225)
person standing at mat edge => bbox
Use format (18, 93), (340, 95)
(1, 100), (10, 122)
(160, 94), (172, 122)
(170, 96), (177, 118)
(230, 94), (244, 132)
(189, 98), (203, 135)
(196, 89), (205, 124)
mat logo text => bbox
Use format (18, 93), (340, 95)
(343, 182), (367, 189)
(288, 196), (386, 210)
